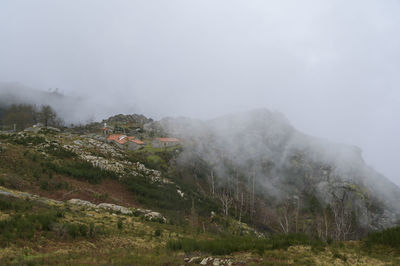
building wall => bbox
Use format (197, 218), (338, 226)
(152, 140), (163, 148)
(127, 142), (144, 151)
(164, 141), (179, 148)
(152, 140), (179, 148)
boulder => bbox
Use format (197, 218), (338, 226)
(200, 257), (209, 265)
(144, 211), (167, 222)
(68, 199), (96, 208)
(97, 203), (132, 215)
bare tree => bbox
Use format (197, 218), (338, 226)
(330, 188), (354, 241)
(247, 170), (256, 223)
(276, 197), (300, 234)
(209, 170), (215, 198)
(219, 190), (233, 217)
(3, 104), (37, 130)
(294, 196), (300, 233)
(238, 192), (244, 224)
(277, 200), (292, 234)
(191, 197), (198, 227)
(38, 105), (57, 127)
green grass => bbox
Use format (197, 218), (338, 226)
(0, 133), (46, 146)
(126, 144), (182, 171)
(167, 234), (326, 255)
(44, 144), (77, 159)
(0, 195), (61, 244)
(133, 143), (182, 154)
(124, 174), (187, 211)
(364, 226), (400, 248)
(0, 195), (106, 246)
(44, 160), (119, 184)
(0, 195), (34, 211)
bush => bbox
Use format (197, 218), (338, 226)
(166, 234), (325, 255)
(124, 175), (189, 211)
(66, 223), (79, 238)
(167, 239), (183, 251)
(0, 195), (33, 211)
(89, 222), (95, 238)
(117, 218), (123, 230)
(146, 155), (167, 171)
(365, 226), (400, 248)
(40, 180), (49, 190)
(154, 229), (162, 237)
(11, 134), (46, 146)
(0, 211), (59, 244)
(79, 224), (88, 237)
(332, 252), (347, 261)
(45, 160), (118, 184)
(45, 145), (77, 159)
(87, 222), (104, 238)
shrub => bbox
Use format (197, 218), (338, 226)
(0, 195), (33, 211)
(56, 210), (64, 218)
(66, 223), (79, 238)
(145, 155), (167, 171)
(33, 171), (41, 180)
(124, 175), (189, 211)
(154, 228), (162, 237)
(333, 252), (347, 261)
(45, 145), (76, 159)
(117, 218), (123, 230)
(0, 211), (59, 244)
(167, 239), (183, 251)
(166, 234), (325, 255)
(365, 226), (400, 248)
(40, 180), (49, 190)
(45, 160), (118, 184)
(11, 135), (46, 146)
(87, 222), (104, 238)
(89, 222), (95, 238)
(79, 224), (88, 237)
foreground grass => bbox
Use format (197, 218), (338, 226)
(1, 132), (400, 265)
(167, 234), (326, 255)
(2, 226), (400, 265)
(13, 242), (399, 265)
(365, 226), (400, 248)
(0, 194), (399, 265)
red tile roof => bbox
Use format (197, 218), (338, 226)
(130, 139), (145, 145)
(107, 134), (124, 141)
(107, 134), (128, 144)
(158, 138), (180, 142)
(108, 135), (144, 145)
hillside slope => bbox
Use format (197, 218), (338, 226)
(0, 110), (400, 264)
(154, 109), (400, 233)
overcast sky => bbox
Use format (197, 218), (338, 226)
(0, 0), (399, 185)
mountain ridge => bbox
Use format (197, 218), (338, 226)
(154, 109), (400, 230)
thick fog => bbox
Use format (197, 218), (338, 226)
(0, 1), (399, 185)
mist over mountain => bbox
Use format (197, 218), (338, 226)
(0, 83), (119, 124)
(0, 83), (78, 123)
(156, 109), (400, 228)
(2, 83), (399, 221)
(1, 0), (400, 262)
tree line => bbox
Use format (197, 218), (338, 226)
(175, 148), (376, 242)
(0, 104), (62, 131)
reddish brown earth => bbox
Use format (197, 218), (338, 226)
(29, 176), (138, 207)
(0, 145), (138, 207)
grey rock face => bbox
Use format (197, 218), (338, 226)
(97, 203), (132, 215)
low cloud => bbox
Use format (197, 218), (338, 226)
(0, 0), (399, 185)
